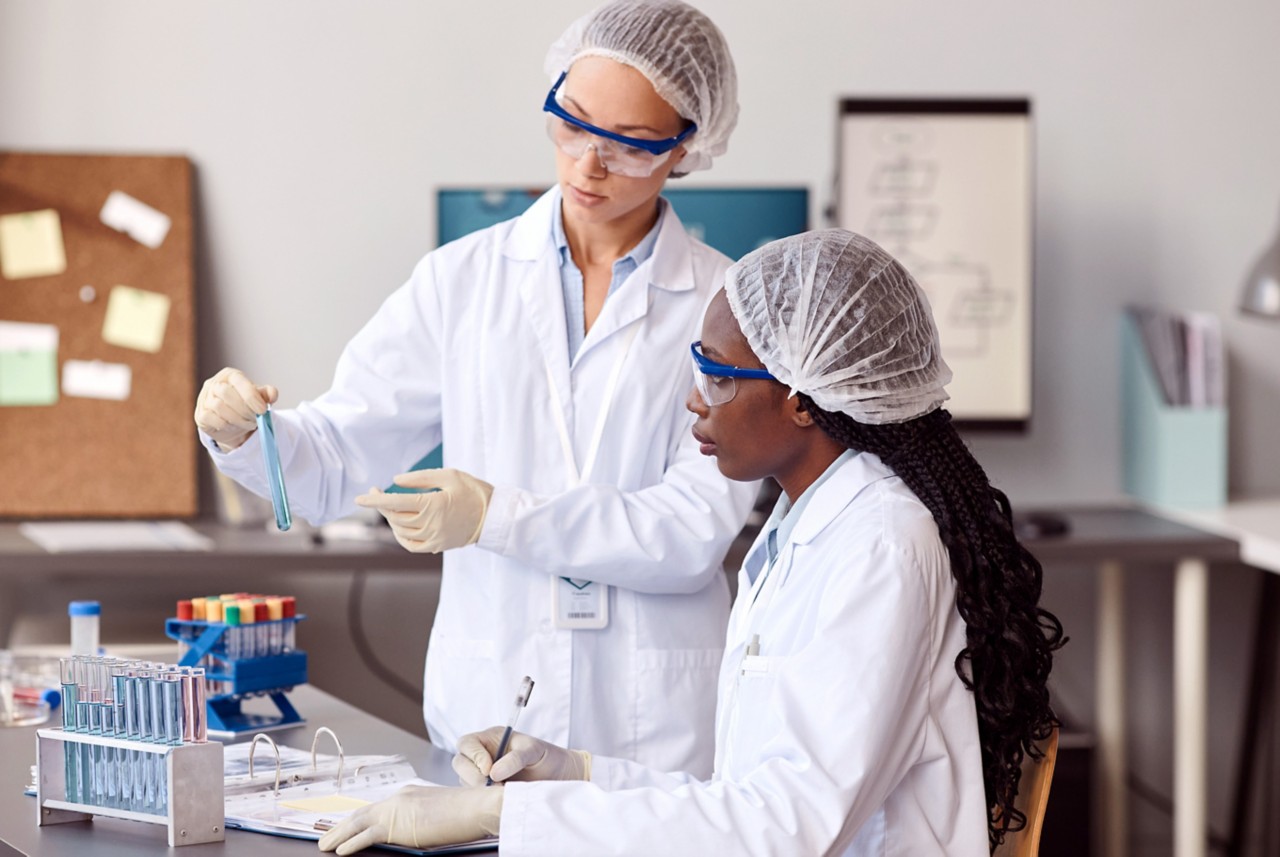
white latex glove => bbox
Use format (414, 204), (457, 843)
(354, 468), (493, 554)
(452, 726), (592, 787)
(317, 784), (501, 856)
(194, 367), (279, 452)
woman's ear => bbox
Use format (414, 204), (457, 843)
(787, 393), (815, 428)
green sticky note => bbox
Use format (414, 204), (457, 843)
(0, 349), (58, 406)
(102, 285), (170, 353)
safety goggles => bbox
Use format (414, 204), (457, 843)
(543, 71), (697, 178)
(690, 341), (777, 406)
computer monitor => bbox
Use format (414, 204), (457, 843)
(437, 186), (809, 262)
(836, 98), (1034, 432)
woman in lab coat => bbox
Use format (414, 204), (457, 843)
(192, 0), (755, 777)
(317, 229), (1066, 857)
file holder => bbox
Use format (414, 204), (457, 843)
(165, 616), (308, 737)
(1121, 314), (1227, 507)
(35, 728), (224, 846)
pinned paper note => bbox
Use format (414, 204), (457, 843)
(62, 359), (132, 401)
(0, 320), (59, 406)
(102, 285), (170, 353)
(99, 190), (171, 249)
(0, 210), (67, 279)
(279, 794), (371, 813)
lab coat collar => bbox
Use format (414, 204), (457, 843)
(503, 188), (560, 262)
(787, 451), (899, 547)
(503, 187), (696, 295)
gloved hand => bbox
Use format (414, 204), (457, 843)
(317, 784), (502, 856)
(355, 469), (493, 554)
(193, 367), (279, 452)
(452, 727), (593, 787)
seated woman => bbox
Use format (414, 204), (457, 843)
(319, 229), (1066, 856)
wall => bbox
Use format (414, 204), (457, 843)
(4, 2), (1279, 853)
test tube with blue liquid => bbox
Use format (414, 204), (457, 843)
(58, 657), (79, 803)
(256, 407), (292, 531)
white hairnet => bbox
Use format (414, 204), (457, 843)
(724, 229), (952, 425)
(544, 0), (738, 174)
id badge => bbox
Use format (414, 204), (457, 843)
(552, 576), (609, 630)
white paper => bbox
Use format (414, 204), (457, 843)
(18, 521), (213, 553)
(0, 320), (58, 352)
(61, 359), (132, 401)
(99, 190), (172, 249)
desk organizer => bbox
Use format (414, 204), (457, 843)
(1121, 313), (1227, 507)
(165, 613), (308, 737)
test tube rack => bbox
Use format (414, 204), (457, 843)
(35, 729), (224, 846)
(165, 616), (308, 736)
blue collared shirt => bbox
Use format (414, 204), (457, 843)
(553, 199), (664, 360)
(744, 450), (858, 586)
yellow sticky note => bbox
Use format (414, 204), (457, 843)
(279, 794), (371, 813)
(0, 210), (67, 280)
(102, 285), (171, 353)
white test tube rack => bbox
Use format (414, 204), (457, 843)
(35, 728), (225, 847)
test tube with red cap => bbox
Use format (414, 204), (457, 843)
(282, 596), (297, 651)
(253, 601), (269, 659)
(175, 600), (194, 661)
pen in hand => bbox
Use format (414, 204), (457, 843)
(486, 675), (535, 786)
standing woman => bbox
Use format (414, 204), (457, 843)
(318, 229), (1065, 856)
(193, 0), (756, 776)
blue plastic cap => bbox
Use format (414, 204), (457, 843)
(42, 688), (62, 709)
(68, 601), (101, 616)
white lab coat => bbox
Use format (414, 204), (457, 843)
(204, 188), (758, 776)
(499, 452), (989, 857)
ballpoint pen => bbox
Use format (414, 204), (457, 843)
(486, 676), (534, 786)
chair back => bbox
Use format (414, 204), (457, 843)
(995, 726), (1060, 857)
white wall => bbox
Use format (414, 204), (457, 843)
(4, 1), (1279, 853)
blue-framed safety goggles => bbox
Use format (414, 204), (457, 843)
(690, 341), (777, 406)
(543, 71), (697, 176)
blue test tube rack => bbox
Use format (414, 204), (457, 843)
(164, 616), (308, 736)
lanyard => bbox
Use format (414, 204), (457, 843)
(542, 321), (641, 488)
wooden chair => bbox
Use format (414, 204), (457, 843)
(995, 726), (1060, 857)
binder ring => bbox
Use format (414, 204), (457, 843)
(248, 732), (282, 797)
(311, 726), (345, 788)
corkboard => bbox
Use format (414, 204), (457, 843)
(0, 152), (196, 518)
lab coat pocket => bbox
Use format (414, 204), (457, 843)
(634, 647), (722, 777)
(423, 635), (499, 746)
(725, 655), (786, 775)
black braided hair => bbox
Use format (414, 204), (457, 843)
(798, 399), (1066, 852)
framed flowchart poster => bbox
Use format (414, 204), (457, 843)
(837, 99), (1032, 431)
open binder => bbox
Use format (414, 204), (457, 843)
(222, 730), (497, 855)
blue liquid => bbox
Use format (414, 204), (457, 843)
(256, 409), (292, 531)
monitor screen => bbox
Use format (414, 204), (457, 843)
(437, 186), (809, 262)
(836, 98), (1033, 431)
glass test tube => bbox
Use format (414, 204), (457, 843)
(111, 665), (130, 811)
(58, 657), (80, 804)
(176, 600), (194, 662)
(224, 605), (241, 664)
(98, 660), (115, 808)
(254, 601), (269, 658)
(282, 597), (297, 651)
(237, 599), (256, 658)
(126, 667), (145, 812)
(148, 670), (166, 813)
(267, 598), (284, 655)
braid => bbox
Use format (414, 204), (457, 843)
(800, 399), (1066, 852)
